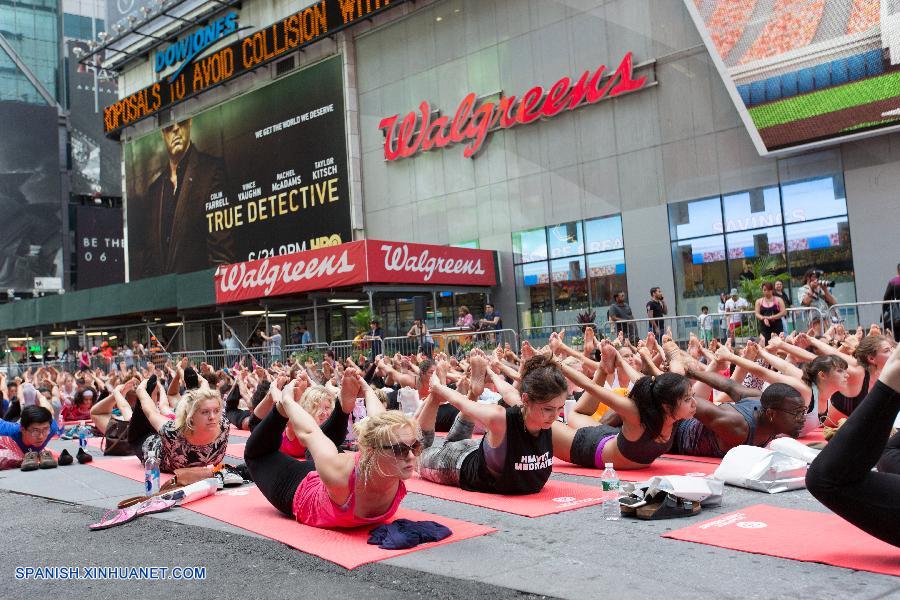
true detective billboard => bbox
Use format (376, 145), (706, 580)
(124, 55), (350, 280)
(66, 40), (122, 196)
(684, 0), (900, 156)
(0, 101), (63, 291)
(76, 205), (125, 289)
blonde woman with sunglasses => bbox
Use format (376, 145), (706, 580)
(245, 368), (421, 528)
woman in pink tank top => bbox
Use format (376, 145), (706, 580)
(244, 368), (422, 529)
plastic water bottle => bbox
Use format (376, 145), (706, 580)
(563, 398), (576, 424)
(144, 456), (161, 496)
(78, 420), (87, 450)
(600, 463), (620, 521)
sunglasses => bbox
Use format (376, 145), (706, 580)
(380, 440), (424, 458)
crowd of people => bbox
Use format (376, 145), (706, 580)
(1, 301), (898, 546)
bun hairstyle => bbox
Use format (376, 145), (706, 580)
(355, 410), (421, 482)
(628, 373), (690, 440)
(519, 355), (567, 404)
(853, 334), (887, 370)
(802, 354), (848, 387)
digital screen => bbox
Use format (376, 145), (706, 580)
(124, 56), (351, 280)
(684, 0), (900, 155)
(76, 205), (125, 289)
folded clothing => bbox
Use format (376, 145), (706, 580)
(368, 518), (452, 550)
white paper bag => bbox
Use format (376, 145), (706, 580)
(714, 445), (808, 494)
(767, 437), (821, 464)
(644, 475), (724, 506)
(397, 387), (420, 415)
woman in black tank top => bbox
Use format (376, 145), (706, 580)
(754, 282), (786, 343)
(551, 341), (697, 470)
(416, 353), (567, 495)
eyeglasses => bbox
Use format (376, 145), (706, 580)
(771, 407), (807, 419)
(380, 440), (424, 458)
(25, 427), (51, 437)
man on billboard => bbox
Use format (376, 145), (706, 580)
(130, 118), (232, 278)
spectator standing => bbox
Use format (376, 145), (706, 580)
(259, 325), (283, 363)
(724, 288), (749, 341)
(365, 320), (384, 360)
(798, 268), (837, 324)
(698, 306), (713, 344)
(478, 303), (502, 331)
(645, 287), (667, 336)
(883, 263), (900, 341)
(608, 291), (636, 342)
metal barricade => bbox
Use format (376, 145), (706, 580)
(600, 315), (700, 344)
(432, 329), (519, 359)
(170, 350), (208, 368)
(519, 324), (590, 350)
(283, 343), (330, 362)
(827, 299), (900, 334)
(328, 340), (358, 361)
(382, 335), (430, 357)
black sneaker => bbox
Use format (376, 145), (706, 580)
(58, 449), (74, 466)
(76, 448), (93, 464)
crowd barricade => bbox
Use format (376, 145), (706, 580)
(519, 324), (589, 350)
(329, 340), (358, 361)
(382, 336), (427, 357)
(170, 350), (208, 368)
(827, 299), (900, 334)
(431, 328), (519, 359)
(600, 315), (700, 344)
(204, 349), (237, 372)
(283, 342), (330, 360)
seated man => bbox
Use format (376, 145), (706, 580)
(0, 404), (60, 471)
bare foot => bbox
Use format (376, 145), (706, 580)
(521, 341), (536, 362)
(600, 341), (616, 373)
(457, 377), (471, 397)
(468, 354), (488, 401)
(339, 368), (361, 413)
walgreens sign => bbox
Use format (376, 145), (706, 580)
(379, 52), (649, 161)
(215, 240), (496, 303)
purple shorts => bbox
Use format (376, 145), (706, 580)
(594, 435), (617, 468)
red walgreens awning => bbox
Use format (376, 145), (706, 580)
(214, 240), (497, 304)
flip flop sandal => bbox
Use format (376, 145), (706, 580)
(135, 496), (176, 516)
(89, 506), (140, 531)
(636, 493), (702, 520)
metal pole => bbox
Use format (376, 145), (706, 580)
(220, 311), (225, 338)
(431, 290), (439, 330)
(367, 290), (374, 317)
(313, 298), (319, 343)
(39, 330), (44, 363)
(182, 315), (187, 352)
(264, 306), (270, 335)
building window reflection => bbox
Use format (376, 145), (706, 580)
(513, 215), (626, 328)
(668, 174), (855, 316)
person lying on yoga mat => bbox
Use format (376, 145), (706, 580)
(91, 378), (136, 435)
(128, 377), (229, 477)
(280, 384), (337, 459)
(550, 341), (696, 470)
(775, 333), (892, 428)
(246, 369), (419, 528)
(807, 342), (900, 547)
(416, 352), (566, 495)
(668, 355), (807, 458)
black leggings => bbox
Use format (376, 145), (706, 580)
(877, 430), (900, 475)
(244, 403), (350, 516)
(806, 380), (900, 547)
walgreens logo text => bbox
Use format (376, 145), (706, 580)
(378, 52), (648, 161)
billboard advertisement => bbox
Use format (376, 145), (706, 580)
(0, 101), (63, 292)
(124, 55), (350, 280)
(66, 40), (122, 196)
(684, 0), (900, 155)
(75, 205), (125, 289)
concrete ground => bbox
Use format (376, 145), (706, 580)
(1, 435), (897, 600)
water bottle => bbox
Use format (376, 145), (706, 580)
(563, 397), (576, 424)
(144, 456), (161, 496)
(78, 420), (87, 450)
(600, 463), (620, 521)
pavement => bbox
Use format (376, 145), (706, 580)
(1, 435), (898, 600)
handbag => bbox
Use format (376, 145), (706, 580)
(101, 418), (133, 456)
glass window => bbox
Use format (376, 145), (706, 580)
(515, 262), (552, 328)
(547, 221), (584, 259)
(672, 236), (729, 317)
(550, 257), (589, 323)
(512, 228), (548, 263)
(668, 197), (723, 240)
(725, 226), (787, 290)
(785, 216), (856, 305)
(451, 240), (479, 249)
(588, 250), (626, 317)
(584, 215), (624, 253)
(722, 186), (782, 232)
(781, 176), (847, 223)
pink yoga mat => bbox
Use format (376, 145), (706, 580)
(226, 443), (245, 460)
(229, 426), (251, 438)
(87, 456), (495, 569)
(404, 476), (603, 517)
(661, 454), (722, 465)
(663, 505), (900, 577)
(797, 428), (826, 444)
(552, 458), (717, 480)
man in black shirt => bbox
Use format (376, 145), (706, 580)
(646, 287), (668, 336)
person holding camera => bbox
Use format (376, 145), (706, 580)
(798, 269), (836, 328)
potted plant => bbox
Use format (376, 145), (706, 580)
(576, 308), (596, 334)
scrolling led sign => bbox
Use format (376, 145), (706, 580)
(379, 52), (649, 160)
(103, 0), (406, 134)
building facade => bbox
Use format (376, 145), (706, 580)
(1, 0), (898, 351)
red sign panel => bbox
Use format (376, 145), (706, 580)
(215, 240), (496, 303)
(215, 240), (368, 304)
(366, 240), (496, 287)
(378, 52), (647, 161)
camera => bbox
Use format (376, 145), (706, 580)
(813, 270), (834, 288)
